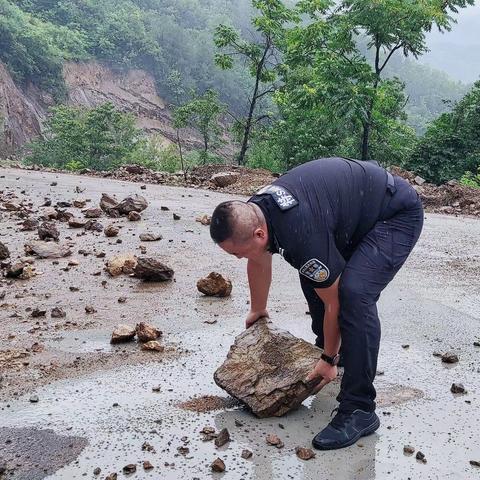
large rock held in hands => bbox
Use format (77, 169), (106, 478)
(214, 319), (322, 418)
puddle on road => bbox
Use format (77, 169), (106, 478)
(0, 330), (478, 480)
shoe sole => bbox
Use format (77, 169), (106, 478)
(312, 416), (380, 451)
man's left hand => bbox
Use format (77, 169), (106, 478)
(306, 360), (338, 395)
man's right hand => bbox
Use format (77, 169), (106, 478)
(245, 310), (269, 329)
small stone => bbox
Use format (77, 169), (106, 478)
(73, 199), (87, 208)
(173, 213), (181, 220)
(210, 458), (225, 472)
(416, 451), (427, 463)
(31, 308), (46, 318)
(38, 221), (60, 241)
(473, 341), (480, 347)
(441, 352), (459, 364)
(68, 218), (88, 228)
(214, 428), (230, 447)
(197, 272), (232, 297)
(106, 253), (137, 276)
(140, 185), (147, 190)
(133, 257), (174, 281)
(104, 224), (119, 237)
(470, 460), (480, 467)
(450, 383), (466, 394)
(295, 447), (315, 460)
(403, 445), (415, 455)
(83, 207), (102, 218)
(0, 241), (10, 260)
(117, 297), (127, 303)
(139, 233), (162, 242)
(50, 181), (58, 186)
(85, 305), (96, 314)
(195, 214), (211, 226)
(84, 220), (103, 232)
(136, 322), (162, 342)
(93, 467), (101, 475)
(401, 344), (410, 349)
(141, 341), (164, 352)
(241, 449), (253, 459)
(414, 175), (426, 186)
(21, 218), (39, 231)
(128, 211), (141, 221)
(51, 307), (66, 318)
(105, 474), (117, 480)
(266, 434), (284, 448)
(122, 464), (136, 474)
(160, 206), (169, 211)
(210, 171), (239, 187)
(143, 460), (153, 470)
(29, 395), (39, 403)
(111, 324), (136, 344)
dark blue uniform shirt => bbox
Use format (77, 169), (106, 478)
(248, 157), (389, 288)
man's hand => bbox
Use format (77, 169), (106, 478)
(306, 359), (338, 395)
(245, 309), (269, 329)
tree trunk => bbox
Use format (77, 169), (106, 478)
(176, 128), (186, 181)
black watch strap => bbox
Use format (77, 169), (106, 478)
(321, 352), (340, 366)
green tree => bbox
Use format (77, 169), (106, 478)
(214, 0), (295, 165)
(173, 90), (226, 164)
(406, 81), (480, 184)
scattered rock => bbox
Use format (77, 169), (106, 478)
(136, 322), (162, 342)
(195, 214), (211, 226)
(470, 460), (480, 467)
(111, 324), (136, 344)
(214, 319), (322, 417)
(31, 342), (44, 353)
(93, 467), (101, 475)
(6, 262), (36, 279)
(68, 217), (88, 228)
(172, 213), (181, 220)
(133, 257), (174, 281)
(100, 193), (119, 215)
(25, 241), (72, 258)
(56, 210), (74, 223)
(31, 308), (46, 318)
(85, 305), (96, 314)
(197, 272), (232, 297)
(105, 224), (119, 237)
(128, 211), (141, 221)
(51, 307), (66, 318)
(84, 220), (103, 232)
(29, 395), (39, 403)
(83, 207), (102, 218)
(403, 445), (415, 455)
(416, 451), (427, 463)
(441, 352), (459, 364)
(122, 464), (136, 474)
(450, 383), (466, 394)
(141, 340), (164, 352)
(295, 447), (315, 460)
(73, 199), (87, 208)
(143, 461), (153, 470)
(266, 433), (284, 448)
(210, 458), (225, 473)
(214, 428), (230, 448)
(117, 195), (148, 214)
(474, 341), (480, 347)
(401, 344), (410, 349)
(40, 206), (58, 220)
(160, 206), (169, 211)
(38, 221), (60, 241)
(0, 241), (10, 260)
(106, 253), (137, 276)
(139, 233), (162, 242)
(414, 175), (426, 186)
(21, 218), (39, 231)
(241, 449), (253, 459)
(105, 474), (117, 480)
(211, 172), (240, 187)
(117, 296), (127, 303)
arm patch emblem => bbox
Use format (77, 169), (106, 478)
(256, 184), (298, 210)
(299, 259), (330, 283)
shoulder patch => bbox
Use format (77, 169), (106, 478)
(299, 259), (330, 283)
(256, 184), (298, 211)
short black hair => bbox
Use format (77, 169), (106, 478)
(210, 201), (238, 243)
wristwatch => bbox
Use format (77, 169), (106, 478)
(321, 352), (340, 366)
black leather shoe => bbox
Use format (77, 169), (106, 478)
(312, 409), (380, 450)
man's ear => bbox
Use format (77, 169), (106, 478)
(254, 227), (266, 240)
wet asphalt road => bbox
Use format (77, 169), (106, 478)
(0, 168), (479, 480)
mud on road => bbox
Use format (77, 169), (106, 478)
(0, 168), (479, 480)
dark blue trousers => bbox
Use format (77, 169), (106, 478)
(300, 176), (424, 413)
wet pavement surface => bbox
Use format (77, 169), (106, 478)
(0, 168), (479, 479)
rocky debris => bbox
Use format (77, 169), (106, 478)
(295, 447), (315, 460)
(172, 213), (181, 220)
(124, 164), (147, 175)
(84, 220), (103, 232)
(141, 340), (164, 352)
(40, 206), (58, 220)
(403, 445), (415, 455)
(31, 342), (44, 353)
(470, 460), (480, 467)
(210, 458), (226, 473)
(93, 467), (101, 475)
(136, 322), (162, 342)
(105, 474), (117, 480)
(21, 218), (39, 231)
(197, 272), (232, 297)
(38, 222), (59, 241)
(214, 428), (230, 448)
(266, 433), (284, 448)
(210, 171), (240, 187)
(56, 210), (74, 223)
(100, 193), (119, 216)
(111, 324), (136, 344)
(128, 211), (141, 221)
(241, 449), (253, 459)
(85, 305), (96, 314)
(31, 308), (46, 318)
(132, 257), (174, 281)
(83, 207), (102, 218)
(195, 214), (211, 226)
(106, 253), (137, 276)
(143, 461), (153, 470)
(117, 296), (127, 303)
(214, 319), (322, 417)
(5, 262), (36, 279)
(474, 341), (480, 347)
(441, 352), (459, 364)
(104, 224), (119, 237)
(25, 241), (72, 258)
(122, 464), (136, 474)
(73, 199), (87, 208)
(178, 395), (239, 413)
(451, 383), (466, 394)
(68, 217), (88, 228)
(51, 307), (66, 318)
(0, 241), (10, 260)
(117, 195), (148, 215)
(161, 206), (169, 211)
(142, 441), (156, 453)
(139, 233), (162, 242)
(416, 451), (427, 463)
(29, 395), (39, 403)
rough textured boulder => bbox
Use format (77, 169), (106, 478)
(133, 257), (174, 281)
(24, 241), (72, 258)
(210, 172), (239, 188)
(136, 322), (162, 342)
(111, 324), (136, 344)
(100, 193), (120, 216)
(214, 319), (322, 417)
(197, 272), (232, 297)
(116, 195), (148, 214)
(106, 253), (137, 276)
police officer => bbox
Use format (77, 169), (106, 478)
(209, 157), (423, 450)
